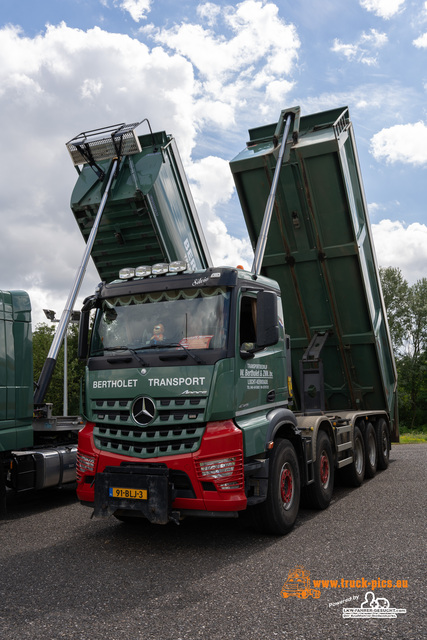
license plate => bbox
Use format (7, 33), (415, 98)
(109, 487), (148, 500)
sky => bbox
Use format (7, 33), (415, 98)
(1, 0), (427, 328)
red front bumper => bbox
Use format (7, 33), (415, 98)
(76, 419), (247, 514)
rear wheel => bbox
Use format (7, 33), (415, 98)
(250, 438), (300, 535)
(364, 422), (377, 478)
(343, 426), (365, 487)
(306, 431), (334, 509)
(376, 418), (390, 470)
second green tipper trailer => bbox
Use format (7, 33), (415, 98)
(75, 106), (397, 535)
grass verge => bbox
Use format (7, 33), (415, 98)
(398, 432), (427, 444)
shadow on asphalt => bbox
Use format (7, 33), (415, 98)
(1, 483), (79, 522)
(1, 458), (396, 537)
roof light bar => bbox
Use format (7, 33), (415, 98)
(118, 261), (188, 280)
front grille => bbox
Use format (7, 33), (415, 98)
(91, 396), (207, 459)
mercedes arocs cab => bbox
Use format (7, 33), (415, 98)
(75, 107), (397, 535)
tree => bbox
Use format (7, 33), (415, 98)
(380, 267), (427, 429)
(33, 323), (85, 416)
(379, 267), (411, 352)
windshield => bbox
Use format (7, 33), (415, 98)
(90, 286), (230, 355)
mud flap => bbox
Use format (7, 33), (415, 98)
(94, 464), (177, 524)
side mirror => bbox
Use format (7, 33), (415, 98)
(78, 309), (90, 360)
(78, 295), (98, 360)
(256, 291), (279, 348)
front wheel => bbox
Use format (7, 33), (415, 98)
(250, 438), (300, 535)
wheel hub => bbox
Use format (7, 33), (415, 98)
(320, 453), (329, 487)
(280, 463), (293, 508)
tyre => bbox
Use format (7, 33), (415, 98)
(343, 426), (365, 487)
(306, 431), (334, 509)
(364, 422), (377, 478)
(376, 418), (390, 470)
(249, 438), (300, 535)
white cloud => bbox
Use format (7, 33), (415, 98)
(370, 121), (427, 165)
(117, 0), (152, 22)
(331, 28), (387, 65)
(80, 77), (103, 100)
(372, 220), (427, 284)
(205, 217), (253, 269)
(187, 156), (235, 205)
(146, 0), (300, 119)
(413, 32), (427, 48)
(197, 2), (222, 26)
(186, 156), (253, 268)
(359, 0), (405, 20)
(300, 83), (415, 126)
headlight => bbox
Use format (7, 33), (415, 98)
(198, 457), (237, 479)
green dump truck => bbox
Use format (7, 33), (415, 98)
(75, 107), (397, 535)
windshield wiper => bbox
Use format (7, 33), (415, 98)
(162, 343), (205, 365)
(93, 343), (205, 365)
(136, 342), (205, 364)
(92, 346), (148, 367)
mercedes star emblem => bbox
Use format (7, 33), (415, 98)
(132, 396), (156, 426)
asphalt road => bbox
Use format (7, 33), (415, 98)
(0, 444), (425, 640)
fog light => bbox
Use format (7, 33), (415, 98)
(135, 265), (152, 277)
(119, 267), (135, 279)
(152, 263), (169, 275)
(169, 260), (187, 273)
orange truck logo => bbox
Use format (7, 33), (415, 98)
(281, 566), (321, 600)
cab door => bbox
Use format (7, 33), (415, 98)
(234, 290), (288, 457)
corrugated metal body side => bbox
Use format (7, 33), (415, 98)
(0, 291), (33, 451)
(230, 107), (397, 432)
(70, 130), (211, 283)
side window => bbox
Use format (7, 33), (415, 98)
(239, 295), (257, 346)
